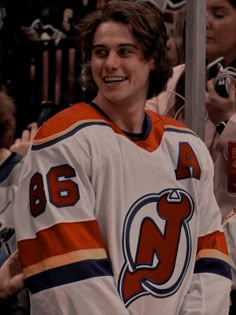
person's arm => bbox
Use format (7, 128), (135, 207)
(0, 251), (24, 299)
(205, 79), (236, 219)
(14, 121), (130, 315)
(180, 151), (232, 314)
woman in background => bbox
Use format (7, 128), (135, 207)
(146, 1), (236, 313)
(146, 0), (236, 221)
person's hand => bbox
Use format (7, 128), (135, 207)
(206, 79), (236, 125)
(0, 251), (24, 299)
(10, 122), (38, 157)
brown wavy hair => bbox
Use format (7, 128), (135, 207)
(0, 90), (16, 148)
(228, 0), (236, 9)
(76, 0), (173, 99)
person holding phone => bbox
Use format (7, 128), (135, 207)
(146, 0), (236, 221)
(146, 2), (236, 313)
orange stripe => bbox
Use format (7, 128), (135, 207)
(197, 231), (229, 256)
(147, 110), (188, 129)
(18, 220), (105, 268)
(33, 118), (107, 145)
(23, 248), (107, 278)
(34, 103), (108, 140)
(197, 249), (231, 265)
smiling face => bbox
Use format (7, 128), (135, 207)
(206, 0), (236, 65)
(91, 21), (154, 109)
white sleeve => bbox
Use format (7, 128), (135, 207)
(180, 152), (231, 314)
(14, 136), (129, 315)
(223, 211), (236, 291)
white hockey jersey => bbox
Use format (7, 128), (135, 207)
(223, 210), (236, 303)
(0, 153), (23, 257)
(14, 102), (231, 315)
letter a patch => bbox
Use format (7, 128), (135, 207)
(175, 142), (201, 180)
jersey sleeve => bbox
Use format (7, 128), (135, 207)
(0, 153), (23, 255)
(223, 210), (236, 311)
(14, 132), (129, 315)
(180, 145), (232, 314)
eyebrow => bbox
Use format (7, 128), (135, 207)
(92, 43), (138, 50)
(209, 5), (229, 10)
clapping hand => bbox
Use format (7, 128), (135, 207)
(10, 122), (38, 157)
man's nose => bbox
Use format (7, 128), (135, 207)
(104, 51), (120, 70)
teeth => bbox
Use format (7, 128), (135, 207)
(103, 76), (127, 83)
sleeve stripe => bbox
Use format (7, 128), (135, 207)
(164, 126), (196, 136)
(18, 220), (105, 268)
(194, 257), (232, 280)
(26, 258), (113, 294)
(197, 249), (232, 266)
(23, 248), (107, 278)
(32, 120), (109, 150)
(197, 231), (229, 255)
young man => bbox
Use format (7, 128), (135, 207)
(13, 1), (231, 314)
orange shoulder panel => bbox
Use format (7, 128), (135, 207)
(35, 103), (106, 140)
(146, 110), (188, 129)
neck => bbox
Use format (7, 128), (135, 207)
(93, 96), (146, 133)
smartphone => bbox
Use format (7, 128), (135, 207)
(206, 57), (230, 98)
(206, 56), (225, 81)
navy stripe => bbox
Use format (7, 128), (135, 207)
(165, 127), (196, 136)
(32, 122), (109, 150)
(0, 153), (22, 182)
(26, 258), (113, 294)
(194, 257), (232, 280)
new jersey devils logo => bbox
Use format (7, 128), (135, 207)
(118, 189), (194, 306)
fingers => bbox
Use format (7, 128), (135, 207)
(21, 122), (38, 143)
(228, 80), (236, 98)
(21, 129), (31, 143)
(10, 121), (38, 156)
(28, 122), (38, 141)
(12, 138), (21, 146)
(206, 78), (216, 94)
